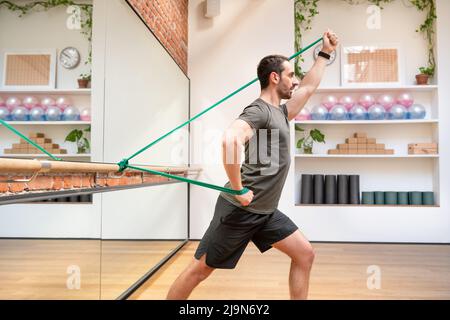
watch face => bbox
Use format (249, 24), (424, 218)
(313, 44), (336, 66)
(60, 47), (80, 69)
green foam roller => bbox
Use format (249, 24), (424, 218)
(397, 192), (409, 205)
(384, 192), (398, 205)
(409, 192), (423, 205)
(422, 192), (435, 205)
(374, 192), (385, 205)
(362, 192), (375, 205)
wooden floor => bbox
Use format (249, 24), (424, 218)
(0, 239), (182, 300)
(130, 241), (450, 300)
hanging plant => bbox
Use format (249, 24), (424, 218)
(294, 0), (437, 78)
(0, 0), (93, 68)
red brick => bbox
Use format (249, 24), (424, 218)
(0, 181), (8, 193)
(72, 176), (83, 188)
(63, 176), (73, 189)
(53, 176), (64, 190)
(27, 175), (53, 191)
(9, 177), (26, 193)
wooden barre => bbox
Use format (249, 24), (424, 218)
(0, 158), (201, 175)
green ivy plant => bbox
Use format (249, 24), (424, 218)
(65, 126), (90, 154)
(295, 124), (325, 154)
(294, 0), (437, 77)
(0, 0), (93, 69)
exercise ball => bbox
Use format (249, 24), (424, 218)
(310, 105), (329, 120)
(0, 96), (5, 107)
(349, 104), (367, 120)
(23, 96), (38, 110)
(377, 94), (395, 110)
(11, 106), (29, 121)
(329, 104), (348, 120)
(339, 95), (355, 110)
(321, 95), (338, 110)
(397, 92), (414, 108)
(29, 106), (46, 121)
(408, 104), (426, 119)
(294, 108), (310, 121)
(367, 104), (385, 120)
(6, 97), (21, 111)
(62, 106), (80, 121)
(41, 97), (56, 110)
(56, 96), (71, 109)
(388, 104), (408, 120)
(358, 94), (375, 109)
(45, 106), (62, 121)
(0, 106), (10, 120)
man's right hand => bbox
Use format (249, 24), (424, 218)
(234, 189), (254, 206)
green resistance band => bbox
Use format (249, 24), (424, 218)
(117, 37), (324, 195)
(0, 119), (61, 161)
(127, 165), (249, 196)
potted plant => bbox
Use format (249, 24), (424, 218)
(65, 126), (91, 154)
(416, 66), (434, 85)
(295, 125), (325, 154)
(78, 73), (91, 88)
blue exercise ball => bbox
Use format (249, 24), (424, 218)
(11, 106), (29, 121)
(388, 104), (408, 120)
(45, 106), (62, 121)
(310, 105), (329, 120)
(329, 104), (348, 120)
(29, 106), (46, 121)
(349, 104), (367, 120)
(62, 106), (80, 121)
(0, 106), (11, 121)
(408, 104), (426, 119)
(367, 104), (385, 120)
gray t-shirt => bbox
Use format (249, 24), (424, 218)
(220, 98), (291, 214)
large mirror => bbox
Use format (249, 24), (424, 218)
(0, 0), (189, 300)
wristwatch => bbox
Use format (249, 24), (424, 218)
(318, 51), (331, 60)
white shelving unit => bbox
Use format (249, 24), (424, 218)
(294, 85), (440, 207)
(0, 88), (92, 168)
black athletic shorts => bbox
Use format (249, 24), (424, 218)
(194, 195), (299, 269)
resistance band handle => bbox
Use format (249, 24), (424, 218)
(235, 187), (250, 196)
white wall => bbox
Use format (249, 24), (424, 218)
(0, 2), (91, 89)
(188, 0), (450, 242)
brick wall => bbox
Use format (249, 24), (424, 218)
(127, 0), (188, 74)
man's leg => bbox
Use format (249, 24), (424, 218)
(272, 230), (315, 300)
(166, 254), (215, 300)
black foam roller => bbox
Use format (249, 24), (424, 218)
(300, 174), (314, 204)
(313, 174), (325, 204)
(349, 175), (360, 204)
(325, 175), (337, 204)
(337, 175), (349, 204)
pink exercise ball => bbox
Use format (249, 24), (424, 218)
(41, 97), (56, 110)
(321, 95), (338, 110)
(0, 96), (5, 107)
(23, 96), (39, 110)
(397, 92), (414, 108)
(80, 108), (91, 121)
(6, 97), (21, 111)
(377, 94), (395, 110)
(339, 95), (355, 110)
(358, 94), (375, 109)
(56, 96), (71, 109)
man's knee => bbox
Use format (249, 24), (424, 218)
(191, 255), (215, 282)
(292, 244), (315, 268)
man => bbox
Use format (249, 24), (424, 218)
(167, 29), (339, 300)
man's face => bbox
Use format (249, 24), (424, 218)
(275, 61), (299, 99)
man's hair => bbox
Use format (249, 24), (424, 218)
(257, 55), (289, 90)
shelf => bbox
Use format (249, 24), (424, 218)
(1, 154), (91, 158)
(315, 85), (438, 93)
(294, 120), (438, 125)
(0, 89), (91, 95)
(2, 121), (91, 125)
(295, 204), (439, 208)
(295, 154), (439, 158)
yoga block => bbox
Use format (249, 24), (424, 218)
(29, 133), (45, 139)
(346, 138), (358, 144)
(357, 144), (367, 150)
(384, 149), (394, 154)
(422, 192), (435, 205)
(409, 192), (423, 205)
(397, 192), (409, 205)
(362, 192), (375, 205)
(338, 144), (349, 150)
(328, 149), (340, 155)
(374, 191), (385, 205)
(357, 138), (367, 144)
(375, 144), (385, 150)
(348, 144), (358, 150)
(354, 132), (367, 138)
(384, 192), (398, 205)
(367, 138), (376, 144)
